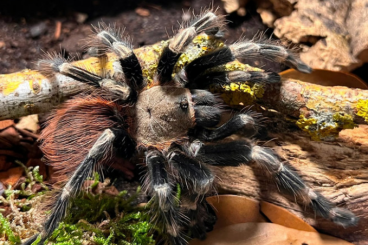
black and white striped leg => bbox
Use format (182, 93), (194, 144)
(145, 148), (185, 244)
(37, 56), (133, 101)
(230, 42), (312, 73)
(168, 144), (214, 195)
(194, 140), (252, 166)
(156, 12), (222, 84)
(90, 28), (145, 92)
(183, 47), (235, 82)
(181, 42), (310, 83)
(187, 70), (281, 89)
(193, 112), (260, 141)
(22, 129), (118, 245)
(251, 146), (358, 227)
(194, 140), (358, 227)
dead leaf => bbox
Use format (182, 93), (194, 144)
(0, 167), (23, 186)
(0, 120), (14, 130)
(260, 201), (316, 232)
(189, 223), (353, 245)
(206, 195), (266, 229)
(15, 114), (39, 133)
(0, 126), (20, 146)
(280, 69), (368, 89)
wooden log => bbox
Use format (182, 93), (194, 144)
(212, 123), (368, 244)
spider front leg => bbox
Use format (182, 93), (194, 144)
(167, 144), (216, 241)
(145, 148), (186, 245)
(168, 143), (214, 196)
(156, 11), (224, 84)
(38, 56), (134, 101)
(146, 146), (215, 244)
(22, 128), (120, 245)
(192, 111), (260, 141)
(186, 70), (280, 89)
(88, 25), (145, 92)
(193, 140), (358, 227)
(178, 40), (311, 86)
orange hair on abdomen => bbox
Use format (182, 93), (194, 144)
(40, 94), (128, 183)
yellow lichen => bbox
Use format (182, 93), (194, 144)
(332, 113), (356, 129)
(316, 122), (340, 141)
(356, 99), (368, 122)
(296, 113), (356, 141)
(253, 83), (265, 99)
(0, 74), (23, 95)
(296, 115), (317, 132)
(173, 35), (223, 74)
(216, 82), (258, 106)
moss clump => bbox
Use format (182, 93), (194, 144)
(0, 161), (50, 244)
(1, 164), (155, 245)
(0, 213), (21, 245)
(33, 187), (156, 245)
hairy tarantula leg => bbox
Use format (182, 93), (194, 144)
(194, 140), (252, 166)
(194, 140), (358, 227)
(90, 28), (145, 91)
(186, 70), (280, 89)
(22, 129), (117, 245)
(146, 148), (185, 244)
(251, 146), (358, 227)
(38, 57), (133, 101)
(156, 12), (222, 84)
(182, 43), (311, 82)
(168, 144), (214, 195)
(194, 113), (259, 141)
(230, 42), (312, 73)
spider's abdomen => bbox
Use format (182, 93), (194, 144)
(129, 86), (195, 146)
(40, 95), (130, 181)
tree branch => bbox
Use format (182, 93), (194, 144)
(0, 34), (367, 140)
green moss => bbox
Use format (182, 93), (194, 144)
(0, 213), (21, 245)
(40, 187), (156, 245)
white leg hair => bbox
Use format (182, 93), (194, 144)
(251, 145), (358, 227)
(24, 129), (116, 245)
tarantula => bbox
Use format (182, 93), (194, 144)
(23, 10), (357, 245)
